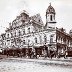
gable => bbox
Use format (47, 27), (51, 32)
(31, 14), (44, 26)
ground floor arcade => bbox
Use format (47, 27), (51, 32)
(1, 43), (72, 58)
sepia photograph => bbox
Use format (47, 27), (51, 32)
(0, 0), (72, 72)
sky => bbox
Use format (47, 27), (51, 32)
(0, 0), (72, 34)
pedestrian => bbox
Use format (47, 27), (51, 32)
(64, 51), (68, 59)
(17, 53), (20, 57)
(29, 51), (32, 58)
(57, 53), (60, 58)
(50, 53), (53, 59)
(20, 52), (23, 58)
(12, 52), (14, 57)
(7, 53), (9, 57)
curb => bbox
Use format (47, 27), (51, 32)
(3, 58), (72, 67)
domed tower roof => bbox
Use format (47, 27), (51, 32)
(20, 10), (29, 16)
(46, 3), (55, 14)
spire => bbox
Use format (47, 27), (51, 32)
(45, 3), (56, 29)
(49, 3), (51, 6)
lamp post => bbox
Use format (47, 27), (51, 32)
(32, 41), (35, 52)
(28, 40), (30, 48)
(27, 40), (30, 58)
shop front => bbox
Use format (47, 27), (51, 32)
(57, 43), (66, 57)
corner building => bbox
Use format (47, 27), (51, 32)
(2, 4), (72, 56)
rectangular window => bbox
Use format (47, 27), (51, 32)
(23, 40), (25, 44)
(19, 30), (21, 36)
(35, 38), (37, 43)
(23, 29), (25, 35)
(15, 32), (16, 37)
(50, 15), (52, 21)
(50, 35), (53, 43)
(7, 34), (9, 38)
(50, 38), (53, 43)
(11, 33), (13, 38)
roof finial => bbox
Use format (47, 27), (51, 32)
(49, 3), (51, 6)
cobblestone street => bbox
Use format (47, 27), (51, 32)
(0, 58), (72, 72)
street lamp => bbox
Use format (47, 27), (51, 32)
(26, 40), (30, 58)
(28, 40), (30, 48)
(32, 41), (35, 52)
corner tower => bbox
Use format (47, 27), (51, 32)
(45, 3), (56, 29)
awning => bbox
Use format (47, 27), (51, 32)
(33, 45), (44, 48)
(57, 43), (66, 46)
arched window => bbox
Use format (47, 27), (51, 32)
(28, 28), (30, 33)
(23, 29), (25, 35)
(23, 40), (25, 44)
(50, 35), (53, 43)
(39, 19), (40, 22)
(7, 34), (9, 38)
(35, 37), (37, 43)
(50, 15), (52, 21)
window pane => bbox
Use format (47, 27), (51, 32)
(50, 15), (52, 21)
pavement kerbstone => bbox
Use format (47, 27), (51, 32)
(4, 57), (72, 66)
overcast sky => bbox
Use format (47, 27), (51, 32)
(0, 0), (72, 34)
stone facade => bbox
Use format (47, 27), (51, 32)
(3, 4), (56, 50)
(0, 4), (72, 55)
(56, 28), (72, 55)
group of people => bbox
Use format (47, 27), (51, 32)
(6, 50), (39, 59)
(5, 46), (56, 59)
(2, 45), (68, 59)
(6, 50), (67, 59)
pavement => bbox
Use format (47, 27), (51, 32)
(0, 55), (7, 59)
(0, 58), (72, 72)
(1, 56), (72, 67)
